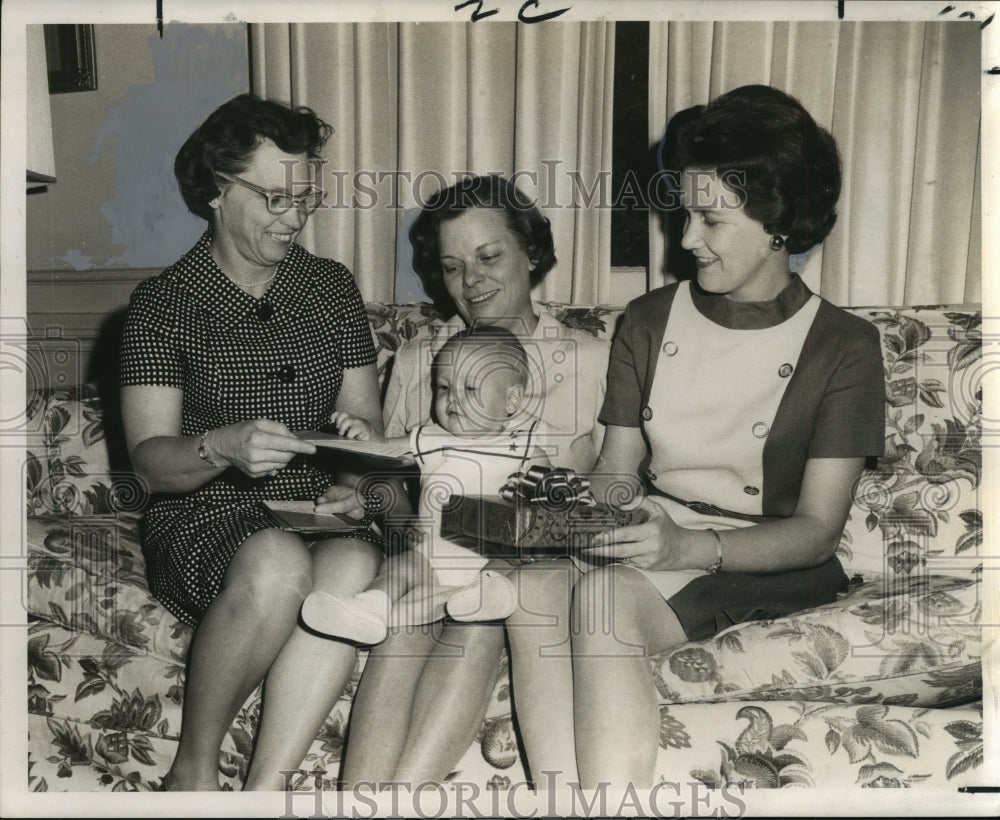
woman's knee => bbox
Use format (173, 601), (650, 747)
(573, 566), (684, 656)
(311, 537), (383, 594)
(572, 566), (651, 637)
(222, 528), (312, 609)
(508, 558), (578, 612)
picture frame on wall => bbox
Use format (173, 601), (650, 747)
(44, 24), (97, 93)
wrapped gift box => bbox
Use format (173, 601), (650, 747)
(439, 494), (647, 559)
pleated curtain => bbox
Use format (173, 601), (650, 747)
(648, 21), (982, 307)
(249, 22), (615, 306)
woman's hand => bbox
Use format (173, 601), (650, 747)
(314, 484), (368, 521)
(207, 419), (317, 479)
(583, 498), (693, 571)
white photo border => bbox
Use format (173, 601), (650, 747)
(1, 0), (996, 817)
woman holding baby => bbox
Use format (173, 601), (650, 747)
(340, 174), (611, 789)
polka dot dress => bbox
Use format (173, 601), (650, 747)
(120, 230), (380, 627)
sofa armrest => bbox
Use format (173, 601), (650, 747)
(650, 574), (981, 709)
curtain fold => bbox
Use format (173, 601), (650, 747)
(251, 23), (398, 302)
(648, 21), (981, 307)
(249, 22), (614, 305)
(514, 23), (615, 304)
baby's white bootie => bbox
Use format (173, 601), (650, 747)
(301, 589), (390, 644)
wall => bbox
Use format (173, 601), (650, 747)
(25, 24), (248, 382)
(26, 23), (249, 273)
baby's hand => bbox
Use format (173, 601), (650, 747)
(330, 411), (374, 440)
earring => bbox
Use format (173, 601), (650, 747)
(770, 235), (785, 251)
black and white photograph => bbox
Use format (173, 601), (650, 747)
(1, 1), (997, 817)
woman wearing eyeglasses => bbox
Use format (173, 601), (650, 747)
(120, 93), (384, 790)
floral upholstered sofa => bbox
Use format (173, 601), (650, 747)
(25, 301), (986, 792)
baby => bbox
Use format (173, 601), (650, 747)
(301, 325), (551, 643)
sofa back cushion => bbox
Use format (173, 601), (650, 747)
(25, 384), (146, 518)
(836, 307), (981, 584)
(26, 303), (981, 587)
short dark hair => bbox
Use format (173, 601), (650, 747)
(174, 93), (333, 222)
(409, 175), (557, 311)
(432, 325), (530, 388)
(664, 84), (842, 254)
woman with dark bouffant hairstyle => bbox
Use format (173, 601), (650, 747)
(665, 82), (842, 255)
(560, 84), (885, 787)
(121, 93), (386, 790)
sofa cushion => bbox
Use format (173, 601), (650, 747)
(28, 612), (984, 792)
(26, 620), (253, 791)
(25, 384), (144, 519)
(649, 700), (985, 791)
(447, 700), (987, 792)
(25, 515), (193, 662)
(652, 574), (981, 709)
(836, 308), (981, 584)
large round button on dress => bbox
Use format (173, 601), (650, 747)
(743, 485), (760, 495)
(778, 363), (794, 378)
(752, 422), (769, 438)
(642, 407), (653, 421)
(662, 341), (678, 356)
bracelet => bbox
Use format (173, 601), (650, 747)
(706, 529), (723, 574)
(197, 430), (226, 469)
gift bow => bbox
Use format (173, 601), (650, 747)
(499, 465), (598, 510)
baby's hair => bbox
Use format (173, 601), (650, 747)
(433, 325), (530, 388)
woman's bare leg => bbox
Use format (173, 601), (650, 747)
(571, 565), (687, 789)
(505, 559), (580, 789)
(340, 623), (438, 788)
(337, 553), (450, 787)
(243, 536), (382, 791)
(164, 529), (313, 791)
(342, 554), (503, 788)
(391, 621), (507, 784)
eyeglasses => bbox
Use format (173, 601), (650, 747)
(216, 171), (326, 215)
